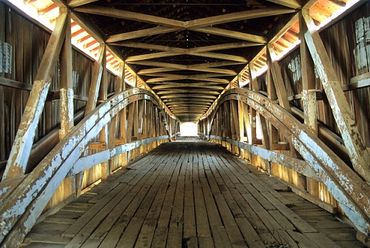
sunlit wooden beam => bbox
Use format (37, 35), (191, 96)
(130, 61), (243, 68)
(69, 0), (99, 8)
(265, 0), (301, 9)
(126, 51), (247, 63)
(192, 27), (266, 43)
(152, 84), (224, 90)
(147, 76), (229, 84)
(157, 90), (220, 95)
(303, 11), (370, 182)
(106, 27), (179, 43)
(144, 73), (229, 78)
(161, 94), (217, 99)
(3, 11), (68, 179)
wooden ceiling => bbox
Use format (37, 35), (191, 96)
(70, 0), (300, 121)
(70, 0), (299, 121)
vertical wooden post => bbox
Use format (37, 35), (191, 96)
(250, 63), (270, 149)
(268, 45), (306, 188)
(57, 11), (76, 201)
(98, 53), (108, 144)
(248, 65), (257, 145)
(3, 11), (68, 179)
(59, 12), (74, 140)
(300, 13), (319, 197)
(266, 55), (280, 150)
(119, 63), (127, 142)
(76, 44), (105, 195)
(300, 14), (318, 133)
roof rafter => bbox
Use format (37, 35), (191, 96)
(152, 84), (224, 90)
(126, 51), (247, 63)
(157, 90), (221, 95)
(146, 76), (229, 84)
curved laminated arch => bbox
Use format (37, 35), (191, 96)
(0, 88), (174, 247)
(201, 88), (370, 234)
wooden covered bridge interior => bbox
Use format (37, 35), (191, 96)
(0, 0), (370, 247)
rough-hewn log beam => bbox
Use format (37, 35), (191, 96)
(3, 11), (68, 180)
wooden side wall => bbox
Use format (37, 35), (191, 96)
(202, 2), (370, 215)
(0, 3), (117, 173)
(0, 3), (178, 211)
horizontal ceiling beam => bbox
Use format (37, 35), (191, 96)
(130, 61), (243, 69)
(78, 6), (295, 43)
(138, 67), (236, 76)
(163, 98), (213, 104)
(161, 94), (217, 99)
(152, 84), (225, 90)
(157, 90), (220, 95)
(146, 77), (229, 84)
(126, 51), (247, 63)
(170, 105), (208, 111)
(75, 6), (296, 30)
(168, 104), (210, 107)
(166, 100), (213, 104)
(111, 41), (259, 53)
(144, 73), (230, 78)
(171, 111), (206, 114)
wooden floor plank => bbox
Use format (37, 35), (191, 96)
(23, 141), (363, 248)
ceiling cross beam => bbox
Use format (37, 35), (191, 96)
(126, 51), (247, 63)
(130, 61), (243, 68)
(111, 41), (261, 53)
(138, 67), (237, 76)
(75, 6), (296, 43)
(146, 76), (229, 84)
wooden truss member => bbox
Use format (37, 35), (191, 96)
(302, 10), (370, 182)
(3, 9), (68, 180)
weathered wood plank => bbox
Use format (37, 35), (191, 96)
(303, 12), (370, 182)
(3, 11), (68, 179)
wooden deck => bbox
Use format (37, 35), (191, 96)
(23, 141), (363, 248)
